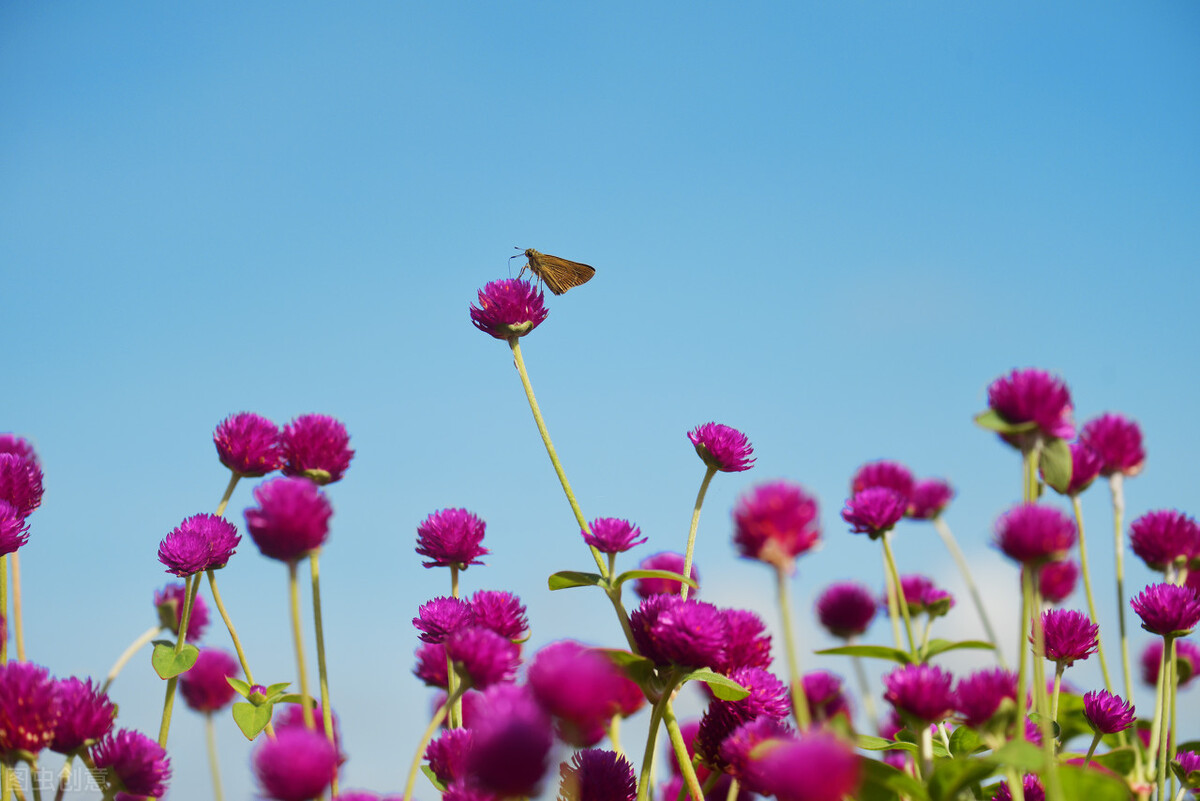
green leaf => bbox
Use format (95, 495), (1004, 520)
(596, 649), (656, 687)
(1058, 762), (1132, 801)
(923, 639), (996, 659)
(858, 756), (931, 801)
(232, 701), (273, 740)
(856, 735), (918, 754)
(275, 693), (303, 706)
(421, 764), (447, 792)
(991, 739), (1044, 772)
(226, 677), (252, 697)
(151, 642), (199, 679)
(1093, 747), (1137, 777)
(547, 571), (605, 591)
(1040, 436), (1073, 494)
(676, 668), (749, 701)
(948, 726), (983, 757)
(815, 645), (914, 664)
(265, 682), (292, 699)
(974, 409), (1039, 435)
(928, 756), (997, 801)
(612, 569), (698, 590)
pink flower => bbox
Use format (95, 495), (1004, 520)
(213, 412), (282, 477)
(156, 513), (241, 576)
(1035, 609), (1098, 666)
(719, 717), (794, 787)
(445, 626), (520, 689)
(842, 487), (907, 538)
(1083, 690), (1135, 734)
(154, 582), (210, 640)
(244, 477), (333, 563)
(416, 508), (489, 570)
(0, 501), (30, 557)
(50, 678), (115, 754)
(816, 582), (877, 639)
(282, 414), (354, 485)
(986, 368), (1075, 447)
(851, 461), (915, 504)
(741, 730), (861, 801)
(1131, 583), (1200, 637)
(467, 684), (554, 798)
(1129, 510), (1200, 573)
(470, 279), (549, 340)
(91, 729), (171, 798)
(696, 667), (790, 770)
(1039, 560), (1078, 604)
(688, 423), (755, 473)
(992, 775), (1045, 801)
(558, 749), (637, 801)
(414, 596), (474, 644)
(1140, 639), (1200, 688)
(883, 664), (955, 724)
(630, 595), (728, 670)
(470, 590), (529, 641)
(583, 518), (647, 554)
(528, 641), (642, 747)
(0, 452), (43, 519)
(426, 728), (472, 785)
(1081, 413), (1146, 477)
(1051, 442), (1103, 497)
(803, 671), (850, 724)
(413, 642), (449, 689)
(720, 608), (773, 672)
(632, 552), (698, 598)
(733, 481), (821, 570)
(894, 574), (955, 619)
(179, 649), (240, 713)
(908, 479), (954, 520)
(994, 504), (1076, 565)
(252, 727), (338, 801)
(955, 668), (1017, 729)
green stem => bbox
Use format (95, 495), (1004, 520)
(448, 564), (462, 730)
(662, 701), (705, 801)
(636, 702), (666, 801)
(919, 616), (933, 657)
(509, 338), (608, 577)
(605, 588), (639, 652)
(54, 756), (74, 801)
(28, 759), (41, 801)
(0, 554), (7, 664)
(1148, 638), (1168, 781)
(849, 646), (879, 732)
(1050, 665), (1064, 723)
(1015, 566), (1030, 742)
(157, 573), (201, 747)
(681, 466), (717, 601)
(214, 472), (240, 518)
(1109, 474), (1136, 709)
(101, 624), (164, 694)
(287, 561), (315, 729)
(1083, 732), (1102, 766)
(932, 516), (1005, 667)
(1027, 575), (1063, 801)
(205, 713), (225, 801)
(1170, 637), (1180, 801)
(607, 714), (623, 757)
(882, 549), (903, 651)
(881, 533), (915, 656)
(11, 551), (23, 661)
(309, 554), (337, 762)
(1158, 636), (1174, 801)
(775, 565), (811, 729)
(1071, 496), (1114, 693)
(403, 689), (462, 801)
(916, 725), (933, 781)
(205, 569), (274, 738)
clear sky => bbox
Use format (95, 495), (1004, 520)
(3, 3), (1199, 799)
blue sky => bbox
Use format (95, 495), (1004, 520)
(3, 2), (1199, 798)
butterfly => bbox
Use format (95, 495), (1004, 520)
(518, 248), (596, 295)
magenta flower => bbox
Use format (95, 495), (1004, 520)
(413, 596), (474, 644)
(1083, 690), (1135, 734)
(1035, 609), (1098, 666)
(281, 414), (354, 485)
(426, 728), (472, 785)
(50, 678), (115, 754)
(416, 508), (489, 570)
(214, 412), (282, 477)
(895, 574), (955, 618)
(0, 501), (30, 556)
(467, 683), (554, 798)
(1052, 442), (1104, 497)
(244, 477), (333, 562)
(630, 594), (728, 670)
(252, 726), (338, 801)
(1174, 751), (1200, 787)
(272, 701), (342, 754)
(470, 590), (529, 641)
(1130, 510), (1200, 573)
(1081, 412), (1146, 477)
(720, 608), (774, 671)
(688, 423), (755, 473)
(696, 667), (790, 769)
(470, 278), (549, 340)
(851, 461), (915, 503)
(445, 626), (520, 689)
(413, 642), (449, 689)
(733, 481), (821, 570)
(815, 582), (877, 639)
(583, 517), (647, 554)
(883, 663), (955, 724)
(955, 668), (1017, 729)
(992, 775), (1045, 801)
(803, 670), (850, 724)
(528, 641), (641, 747)
(91, 729), (171, 798)
(558, 749), (637, 801)
(632, 551), (698, 598)
(908, 479), (954, 520)
(1131, 582), (1200, 636)
(842, 487), (907, 539)
(0, 452), (44, 519)
(1140, 639), (1200, 688)
(741, 730), (861, 801)
(1039, 559), (1078, 604)
(179, 649), (240, 714)
(986, 368), (1075, 446)
(154, 582), (210, 640)
(0, 435), (39, 466)
(157, 513), (239, 576)
(719, 717), (794, 786)
(994, 504), (1076, 565)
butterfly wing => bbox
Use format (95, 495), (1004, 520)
(524, 249), (596, 295)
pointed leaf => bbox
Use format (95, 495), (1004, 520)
(858, 756), (931, 801)
(547, 571), (605, 591)
(856, 735), (918, 754)
(948, 725), (983, 757)
(677, 668), (749, 701)
(226, 677), (252, 697)
(974, 409), (1038, 435)
(612, 569), (698, 591)
(276, 693), (303, 706)
(928, 756), (997, 801)
(151, 642), (199, 679)
(1058, 763), (1131, 801)
(922, 639), (995, 659)
(421, 764), (447, 792)
(265, 682), (292, 699)
(232, 701), (273, 740)
(816, 645), (914, 665)
(1041, 436), (1073, 494)
(1093, 747), (1137, 777)
(991, 739), (1044, 772)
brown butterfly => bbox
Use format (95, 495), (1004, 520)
(519, 248), (596, 295)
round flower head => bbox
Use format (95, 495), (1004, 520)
(1035, 609), (1098, 666)
(688, 423), (755, 473)
(955, 668), (1017, 729)
(842, 487), (907, 539)
(1081, 412), (1146, 477)
(908, 479), (953, 520)
(894, 574), (955, 619)
(720, 608), (773, 671)
(803, 670), (851, 724)
(583, 518), (647, 554)
(445, 626), (520, 689)
(0, 435), (39, 466)
(0, 661), (60, 756)
(986, 368), (1075, 447)
(154, 582), (210, 640)
(179, 649), (240, 713)
(272, 701), (343, 755)
(719, 717), (795, 787)
(1174, 751), (1200, 789)
(816, 582), (877, 639)
(91, 729), (171, 798)
(1083, 690), (1135, 735)
(992, 775), (1045, 801)
(630, 594), (728, 670)
(1130, 510), (1200, 573)
(467, 683), (554, 798)
(696, 667), (791, 769)
(883, 663), (955, 725)
(470, 278), (549, 340)
(0, 501), (30, 556)
(1140, 639), (1200, 688)
(1131, 582), (1200, 636)
(528, 641), (640, 748)
(426, 728), (473, 785)
(994, 504), (1076, 565)
(416, 508), (489, 570)
(632, 551), (698, 598)
(157, 512), (240, 577)
(851, 461), (915, 504)
(414, 596), (474, 644)
(281, 414), (354, 485)
(1051, 441), (1103, 497)
(244, 477), (333, 562)
(470, 590), (529, 641)
(0, 452), (44, 519)
(733, 481), (821, 569)
(252, 726), (338, 801)
(414, 642), (450, 689)
(1039, 559), (1078, 605)
(558, 749), (637, 801)
(50, 678), (115, 754)
(740, 730), (861, 801)
(214, 412), (282, 477)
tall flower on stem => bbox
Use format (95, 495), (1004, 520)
(1081, 690), (1135, 765)
(815, 582), (879, 727)
(842, 486), (913, 656)
(213, 412), (283, 515)
(91, 729), (172, 799)
(180, 649), (241, 801)
(883, 663), (954, 780)
(1034, 609), (1098, 721)
(681, 422), (754, 600)
(281, 413), (355, 486)
(0, 439), (43, 662)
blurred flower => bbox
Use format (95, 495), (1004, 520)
(630, 595), (727, 670)
(1080, 413), (1146, 477)
(687, 423), (755, 473)
(50, 677), (115, 754)
(244, 477), (333, 563)
(1039, 560), (1078, 605)
(281, 414), (354, 485)
(955, 668), (1017, 729)
(179, 649), (240, 714)
(696, 667), (791, 770)
(992, 775), (1044, 801)
(894, 574), (954, 619)
(414, 596), (475, 644)
(994, 504), (1076, 566)
(1131, 583), (1200, 636)
(414, 642), (450, 689)
(851, 461), (915, 504)
(803, 671), (851, 724)
(0, 452), (44, 519)
(0, 435), (39, 466)
(470, 279), (549, 340)
(426, 728), (473, 786)
(1083, 690), (1135, 734)
(213, 412), (282, 477)
(557, 749), (637, 801)
(719, 717), (794, 788)
(1174, 751), (1200, 789)
(842, 488), (907, 539)
(528, 641), (641, 747)
(470, 590), (529, 641)
(272, 701), (342, 754)
(815, 582), (877, 639)
(733, 481), (821, 570)
(154, 582), (210, 640)
(908, 479), (954, 520)
(632, 552), (698, 598)
(467, 684), (554, 798)
(445, 626), (520, 689)
(1035, 609), (1098, 667)
(883, 664), (955, 724)
(583, 518), (647, 554)
(92, 729), (171, 798)
(0, 500), (30, 556)
(721, 608), (773, 671)
(1049, 442), (1103, 497)
(986, 368), (1075, 447)
(1129, 510), (1200, 573)
(1140, 639), (1200, 688)
(416, 508), (489, 570)
(252, 727), (338, 801)
(741, 730), (861, 801)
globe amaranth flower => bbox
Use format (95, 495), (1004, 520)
(413, 596), (475, 644)
(1048, 442), (1103, 497)
(445, 626), (520, 689)
(986, 368), (1075, 447)
(632, 551), (698, 598)
(414, 642), (450, 689)
(1140, 639), (1200, 688)
(0, 451), (44, 519)
(908, 479), (953, 520)
(994, 504), (1076, 565)
(50, 678), (115, 754)
(1082, 690), (1135, 735)
(1130, 510), (1200, 573)
(154, 582), (210, 640)
(1174, 751), (1200, 789)
(0, 662), (60, 757)
(720, 608), (773, 672)
(992, 775), (1045, 801)
(695, 667), (791, 769)
(738, 729), (861, 801)
(1039, 559), (1078, 605)
(1081, 412), (1146, 477)
(583, 517), (647, 554)
(416, 507), (489, 569)
(0, 435), (39, 466)
(467, 683), (554, 798)
(281, 414), (354, 485)
(157, 513), (241, 576)
(245, 477), (333, 562)
(1035, 609), (1098, 666)
(688, 423), (755, 473)
(272, 701), (343, 754)
(665, 719), (743, 801)
(733, 481), (821, 569)
(842, 487), (907, 539)
(528, 641), (643, 748)
(0, 500), (30, 557)
(470, 278), (549, 340)
(630, 594), (728, 670)
(470, 590), (529, 641)
(718, 717), (794, 786)
(1131, 582), (1200, 636)
(426, 728), (473, 785)
(883, 663), (955, 725)
(253, 726), (338, 801)
(179, 649), (240, 714)
(894, 574), (954, 619)
(558, 748), (637, 801)
(91, 729), (171, 798)
(851, 461), (915, 505)
(214, 412), (282, 477)
(955, 668), (1018, 729)
(815, 582), (877, 639)
(803, 670), (850, 724)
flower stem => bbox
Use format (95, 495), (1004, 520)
(636, 700), (667, 801)
(917, 725), (933, 782)
(848, 643), (879, 733)
(101, 624), (164, 693)
(1050, 665), (1064, 723)
(1015, 566), (1030, 742)
(214, 472), (240, 518)
(309, 554), (337, 768)
(681, 466), (717, 601)
(157, 573), (202, 747)
(662, 700), (705, 801)
(1157, 636), (1174, 801)
(1084, 732), (1102, 766)
(403, 689), (461, 801)
(1108, 474), (1136, 708)
(205, 713), (226, 801)
(508, 338), (608, 578)
(205, 570), (274, 738)
(932, 516), (1004, 667)
(881, 533), (915, 656)
(607, 714), (624, 757)
(1070, 496), (1114, 693)
(882, 549), (903, 651)
(54, 757), (73, 801)
(1147, 638), (1168, 780)
(1169, 636), (1180, 801)
(287, 561), (316, 729)
(11, 551), (24, 661)
(0, 554), (8, 664)
(775, 565), (812, 729)
(28, 759), (41, 801)
(1027, 573), (1063, 801)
